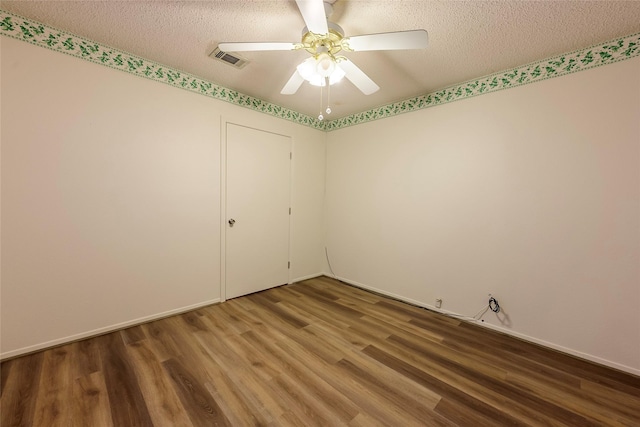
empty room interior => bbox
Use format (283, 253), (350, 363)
(1, 1), (639, 425)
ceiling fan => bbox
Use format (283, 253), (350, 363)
(218, 0), (428, 98)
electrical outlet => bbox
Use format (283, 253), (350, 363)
(435, 298), (442, 308)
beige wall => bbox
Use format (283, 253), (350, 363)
(1, 37), (326, 358)
(325, 57), (640, 374)
(3, 33), (639, 375)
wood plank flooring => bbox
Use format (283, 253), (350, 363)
(2, 276), (639, 426)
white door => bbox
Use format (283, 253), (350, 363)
(225, 123), (291, 299)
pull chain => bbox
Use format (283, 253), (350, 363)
(318, 77), (333, 121)
(326, 78), (332, 115)
(318, 83), (324, 121)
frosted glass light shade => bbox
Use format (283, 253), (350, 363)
(296, 58), (317, 80)
(316, 52), (336, 77)
(296, 57), (345, 87)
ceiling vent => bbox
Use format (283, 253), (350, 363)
(209, 47), (249, 69)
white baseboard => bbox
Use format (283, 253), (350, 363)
(330, 275), (640, 377)
(0, 298), (220, 361)
(290, 272), (324, 283)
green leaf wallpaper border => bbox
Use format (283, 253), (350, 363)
(0, 11), (325, 130)
(1, 10), (638, 133)
(326, 32), (640, 131)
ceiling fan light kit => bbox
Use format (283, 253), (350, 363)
(296, 56), (346, 87)
(217, 0), (428, 118)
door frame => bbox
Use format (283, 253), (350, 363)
(220, 117), (293, 302)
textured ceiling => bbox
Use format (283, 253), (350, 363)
(2, 1), (640, 119)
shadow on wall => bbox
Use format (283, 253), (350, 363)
(494, 309), (512, 328)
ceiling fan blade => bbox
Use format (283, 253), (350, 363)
(295, 0), (329, 35)
(345, 30), (428, 51)
(281, 70), (305, 95)
(218, 42), (297, 52)
(338, 60), (380, 95)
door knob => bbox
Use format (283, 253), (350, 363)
(228, 218), (236, 227)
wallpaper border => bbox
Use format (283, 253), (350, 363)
(326, 32), (640, 131)
(1, 10), (639, 132)
(0, 11), (325, 130)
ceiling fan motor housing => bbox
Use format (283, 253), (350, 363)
(301, 22), (346, 58)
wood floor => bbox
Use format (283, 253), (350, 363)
(2, 277), (639, 426)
